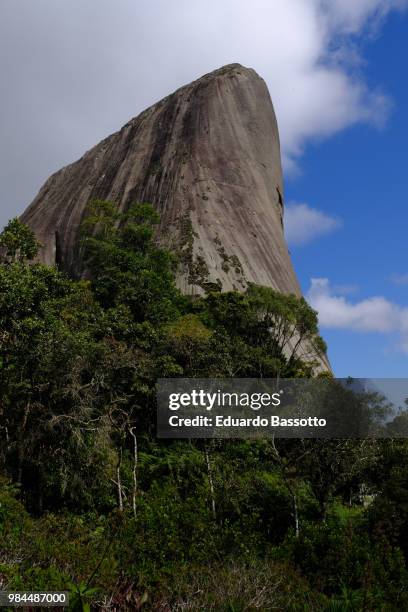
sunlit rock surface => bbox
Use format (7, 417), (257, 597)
(21, 63), (330, 370)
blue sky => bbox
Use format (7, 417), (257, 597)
(0, 1), (407, 377)
(285, 10), (408, 376)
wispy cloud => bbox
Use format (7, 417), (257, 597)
(390, 273), (408, 286)
(319, 0), (408, 35)
(284, 202), (342, 246)
(307, 278), (408, 352)
(332, 284), (359, 296)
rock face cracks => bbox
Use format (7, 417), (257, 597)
(21, 63), (330, 368)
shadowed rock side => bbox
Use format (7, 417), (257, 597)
(21, 63), (330, 369)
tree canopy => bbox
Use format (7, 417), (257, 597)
(1, 205), (407, 610)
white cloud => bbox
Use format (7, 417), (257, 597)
(307, 278), (408, 351)
(390, 273), (408, 286)
(319, 0), (408, 35)
(285, 202), (342, 246)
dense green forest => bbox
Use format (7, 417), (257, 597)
(1, 202), (408, 610)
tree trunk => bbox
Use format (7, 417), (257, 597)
(117, 447), (123, 511)
(16, 402), (31, 487)
(292, 493), (299, 538)
(129, 427), (138, 519)
(205, 444), (216, 521)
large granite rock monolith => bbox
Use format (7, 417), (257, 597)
(21, 63), (330, 369)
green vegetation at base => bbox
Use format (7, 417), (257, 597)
(1, 205), (408, 610)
